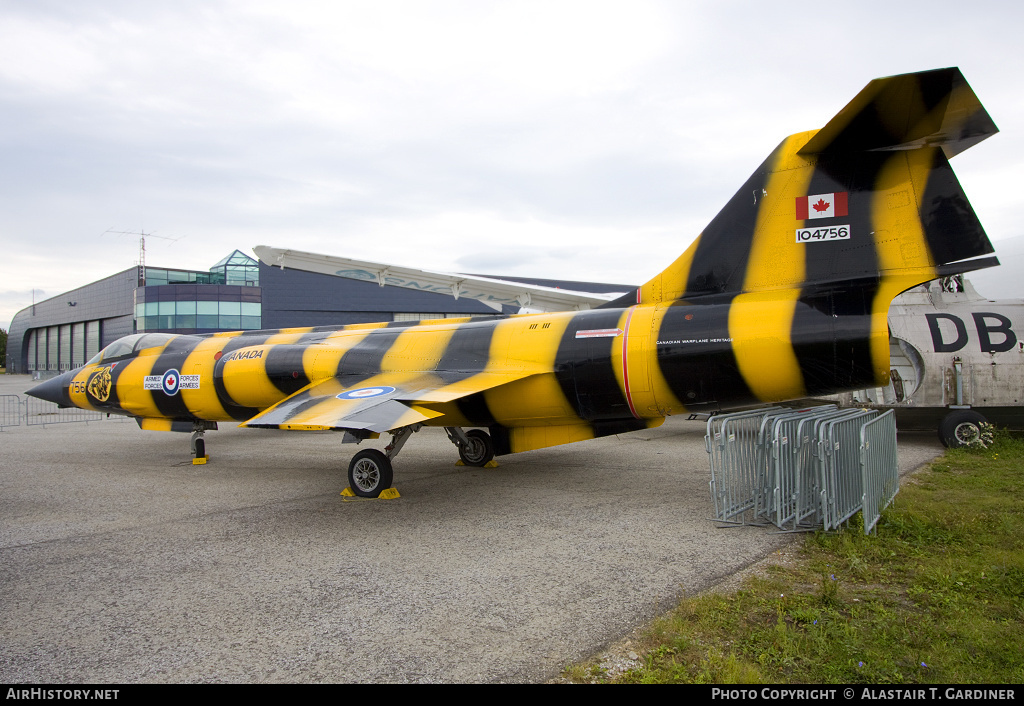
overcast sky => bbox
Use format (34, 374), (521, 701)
(3, 0), (1022, 329)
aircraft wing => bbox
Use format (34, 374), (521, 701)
(240, 370), (533, 432)
(253, 245), (625, 313)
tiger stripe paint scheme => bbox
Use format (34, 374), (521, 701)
(31, 68), (1000, 465)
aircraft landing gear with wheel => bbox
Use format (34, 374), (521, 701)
(190, 422), (216, 465)
(348, 449), (394, 498)
(446, 427), (495, 467)
(939, 410), (988, 448)
(343, 425), (418, 498)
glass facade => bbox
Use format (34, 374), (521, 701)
(135, 299), (261, 332)
(209, 250), (260, 286)
(142, 250), (259, 288)
(143, 268), (224, 286)
(135, 251), (262, 332)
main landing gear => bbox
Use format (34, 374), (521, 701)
(344, 426), (496, 498)
(348, 449), (393, 497)
(445, 427), (495, 467)
(939, 410), (989, 448)
(346, 424), (418, 498)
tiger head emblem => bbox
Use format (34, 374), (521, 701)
(86, 366), (113, 403)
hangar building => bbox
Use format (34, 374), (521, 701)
(6, 249), (624, 375)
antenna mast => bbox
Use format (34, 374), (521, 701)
(103, 228), (180, 286)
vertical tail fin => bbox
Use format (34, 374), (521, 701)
(640, 67), (998, 306)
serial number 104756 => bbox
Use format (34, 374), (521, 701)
(796, 225), (850, 242)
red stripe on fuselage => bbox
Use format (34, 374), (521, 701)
(621, 306), (641, 419)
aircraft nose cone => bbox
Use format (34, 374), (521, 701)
(26, 371), (73, 407)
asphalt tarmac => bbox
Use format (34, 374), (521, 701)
(0, 374), (945, 683)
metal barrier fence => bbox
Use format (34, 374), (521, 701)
(0, 394), (128, 429)
(706, 406), (784, 524)
(0, 395), (22, 429)
(25, 397), (105, 425)
(819, 410), (879, 531)
(707, 405), (899, 534)
(861, 410), (899, 534)
(764, 406), (841, 530)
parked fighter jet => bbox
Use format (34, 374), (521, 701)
(29, 68), (1000, 496)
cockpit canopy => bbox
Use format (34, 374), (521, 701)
(86, 333), (179, 365)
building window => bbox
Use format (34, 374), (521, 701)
(393, 313), (446, 322)
(209, 250), (259, 287)
(135, 299), (261, 332)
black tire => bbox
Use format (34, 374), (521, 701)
(348, 449), (394, 498)
(194, 437), (205, 458)
(939, 410), (987, 448)
(458, 429), (494, 467)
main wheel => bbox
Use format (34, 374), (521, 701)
(348, 449), (394, 498)
(939, 410), (987, 448)
(458, 429), (495, 467)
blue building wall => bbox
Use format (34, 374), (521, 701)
(7, 268), (137, 374)
(258, 262), (499, 329)
(5, 254), (632, 374)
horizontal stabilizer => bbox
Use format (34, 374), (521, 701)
(799, 67), (998, 158)
(935, 255), (1000, 278)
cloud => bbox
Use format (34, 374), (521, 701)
(2, 0), (1023, 331)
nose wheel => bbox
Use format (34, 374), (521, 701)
(192, 435), (205, 459)
(190, 426), (211, 465)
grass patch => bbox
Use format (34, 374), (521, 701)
(565, 434), (1024, 684)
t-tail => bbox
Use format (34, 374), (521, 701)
(638, 67), (999, 406)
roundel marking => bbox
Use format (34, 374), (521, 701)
(162, 369), (181, 396)
(336, 386), (396, 400)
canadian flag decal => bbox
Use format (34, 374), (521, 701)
(796, 192), (848, 220)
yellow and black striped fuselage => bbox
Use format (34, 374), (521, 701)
(61, 293), (881, 453)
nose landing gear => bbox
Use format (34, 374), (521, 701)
(190, 421), (217, 465)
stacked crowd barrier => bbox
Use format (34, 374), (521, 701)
(706, 406), (784, 524)
(706, 405), (899, 534)
(861, 411), (899, 534)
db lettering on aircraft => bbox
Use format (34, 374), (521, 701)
(926, 313), (1018, 353)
